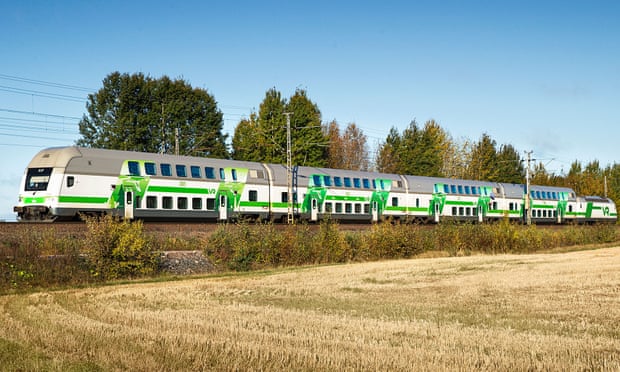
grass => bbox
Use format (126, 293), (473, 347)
(1, 247), (619, 370)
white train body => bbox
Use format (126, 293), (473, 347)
(14, 146), (617, 224)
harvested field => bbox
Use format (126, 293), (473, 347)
(1, 248), (619, 370)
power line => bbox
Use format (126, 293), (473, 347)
(0, 74), (94, 92)
(0, 108), (82, 121)
(0, 85), (87, 103)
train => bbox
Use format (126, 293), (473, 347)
(14, 146), (618, 224)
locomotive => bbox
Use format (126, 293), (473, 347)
(14, 146), (617, 224)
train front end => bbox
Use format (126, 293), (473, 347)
(14, 147), (79, 222)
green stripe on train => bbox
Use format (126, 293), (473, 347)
(59, 196), (109, 204)
(147, 185), (217, 195)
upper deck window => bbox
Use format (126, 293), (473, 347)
(161, 164), (172, 177)
(205, 167), (216, 179)
(362, 179), (370, 189)
(145, 162), (157, 176)
(128, 161), (140, 176)
(353, 178), (361, 188)
(176, 165), (187, 178)
(312, 175), (322, 186)
(344, 177), (352, 188)
(25, 167), (52, 191)
(334, 177), (343, 187)
(190, 166), (201, 178)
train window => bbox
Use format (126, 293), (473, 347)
(128, 161), (140, 176)
(466, 208), (471, 216)
(392, 197), (398, 207)
(395, 181), (403, 188)
(163, 197), (173, 209)
(281, 192), (288, 203)
(333, 177), (342, 187)
(362, 179), (370, 189)
(355, 204), (362, 213)
(66, 176), (74, 188)
(145, 162), (157, 176)
(161, 164), (172, 177)
(443, 185), (449, 193)
(416, 198), (420, 208)
(450, 185), (457, 194)
(509, 202), (513, 211)
(249, 190), (258, 202)
(457, 185), (463, 194)
(471, 186), (478, 195)
(336, 203), (343, 213)
(345, 203), (352, 213)
(178, 197), (188, 210)
(219, 168), (225, 180)
(206, 198), (215, 210)
(542, 210), (547, 218)
(364, 204), (370, 214)
(353, 178), (361, 188)
(459, 207), (464, 216)
(191, 166), (201, 178)
(192, 198), (202, 210)
(324, 176), (332, 187)
(312, 175), (322, 186)
(204, 167), (216, 179)
(372, 180), (377, 189)
(343, 177), (352, 187)
(473, 207), (478, 216)
(325, 202), (333, 213)
(146, 196), (157, 209)
(176, 165), (187, 178)
(231, 169), (237, 181)
(452, 207), (457, 215)
(552, 192), (557, 199)
(492, 202), (498, 210)
(135, 196), (142, 209)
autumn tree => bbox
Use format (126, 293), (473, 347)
(324, 121), (369, 171)
(78, 72), (228, 157)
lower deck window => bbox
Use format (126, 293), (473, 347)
(325, 202), (333, 213)
(178, 197), (188, 210)
(146, 196), (157, 209)
(192, 198), (202, 210)
(345, 203), (352, 213)
(206, 198), (216, 211)
(163, 197), (173, 209)
(354, 204), (362, 213)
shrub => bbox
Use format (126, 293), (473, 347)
(82, 215), (160, 280)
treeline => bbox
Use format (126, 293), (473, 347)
(78, 72), (619, 202)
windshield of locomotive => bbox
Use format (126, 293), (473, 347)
(25, 167), (53, 191)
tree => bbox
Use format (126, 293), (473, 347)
(77, 72), (229, 158)
(376, 119), (450, 176)
(375, 127), (401, 174)
(467, 133), (500, 181)
(495, 144), (524, 183)
(324, 121), (369, 171)
(231, 88), (327, 167)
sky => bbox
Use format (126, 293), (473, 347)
(1, 0), (619, 221)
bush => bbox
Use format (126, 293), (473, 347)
(82, 215), (160, 280)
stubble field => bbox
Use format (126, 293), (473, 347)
(1, 247), (619, 371)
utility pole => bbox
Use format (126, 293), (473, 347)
(284, 112), (294, 224)
(175, 126), (180, 156)
(524, 150), (533, 225)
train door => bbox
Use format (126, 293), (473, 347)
(219, 195), (228, 221)
(478, 205), (484, 223)
(371, 201), (379, 222)
(434, 202), (440, 223)
(310, 198), (318, 222)
(124, 190), (134, 220)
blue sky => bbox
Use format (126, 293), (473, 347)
(1, 0), (619, 220)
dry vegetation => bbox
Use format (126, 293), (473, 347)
(1, 247), (619, 371)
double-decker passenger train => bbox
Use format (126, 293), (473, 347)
(14, 146), (617, 224)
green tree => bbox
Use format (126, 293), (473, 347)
(467, 133), (499, 181)
(495, 144), (524, 183)
(231, 88), (327, 166)
(78, 72), (228, 158)
(376, 127), (402, 174)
